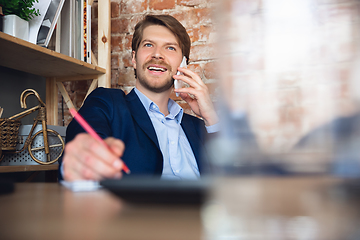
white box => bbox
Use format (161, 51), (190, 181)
(3, 14), (29, 41)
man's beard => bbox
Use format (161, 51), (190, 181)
(136, 59), (174, 93)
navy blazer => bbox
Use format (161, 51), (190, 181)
(58, 88), (209, 180)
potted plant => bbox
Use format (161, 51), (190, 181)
(0, 0), (40, 41)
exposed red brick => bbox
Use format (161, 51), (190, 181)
(177, 0), (203, 7)
(111, 54), (119, 68)
(125, 34), (133, 50)
(225, 0), (262, 15)
(118, 68), (136, 86)
(120, 0), (147, 14)
(190, 44), (216, 61)
(187, 63), (202, 78)
(111, 35), (124, 52)
(65, 113), (72, 124)
(194, 8), (213, 25)
(150, 0), (175, 10)
(111, 18), (130, 34)
(188, 25), (213, 43)
(187, 28), (198, 43)
(75, 92), (88, 108)
(205, 82), (218, 98)
(111, 69), (120, 86)
(70, 80), (90, 92)
(171, 10), (198, 28)
(198, 25), (212, 42)
(203, 61), (217, 80)
(122, 52), (133, 68)
(111, 1), (120, 18)
(91, 19), (98, 41)
(129, 15), (144, 33)
(91, 25), (98, 60)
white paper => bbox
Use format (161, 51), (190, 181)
(60, 180), (102, 192)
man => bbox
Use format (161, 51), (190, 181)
(60, 14), (219, 181)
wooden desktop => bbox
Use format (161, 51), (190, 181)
(0, 182), (202, 240)
(0, 177), (358, 240)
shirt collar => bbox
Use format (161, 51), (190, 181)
(134, 88), (183, 124)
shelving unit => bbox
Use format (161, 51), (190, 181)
(0, 0), (111, 174)
(0, 165), (58, 173)
(0, 32), (105, 78)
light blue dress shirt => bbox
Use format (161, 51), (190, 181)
(134, 88), (206, 180)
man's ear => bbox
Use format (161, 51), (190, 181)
(132, 51), (136, 69)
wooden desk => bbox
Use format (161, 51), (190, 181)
(0, 178), (358, 240)
(0, 183), (202, 240)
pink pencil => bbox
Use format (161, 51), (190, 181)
(69, 108), (130, 174)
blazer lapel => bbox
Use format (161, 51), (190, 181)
(181, 115), (204, 173)
(125, 89), (160, 149)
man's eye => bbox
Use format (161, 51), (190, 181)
(168, 46), (176, 51)
(144, 43), (152, 47)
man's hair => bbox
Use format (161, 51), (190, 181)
(132, 14), (191, 64)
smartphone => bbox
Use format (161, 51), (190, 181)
(174, 56), (187, 97)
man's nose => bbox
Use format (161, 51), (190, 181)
(152, 47), (164, 60)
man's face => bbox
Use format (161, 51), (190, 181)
(132, 25), (183, 93)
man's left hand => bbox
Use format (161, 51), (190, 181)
(173, 67), (219, 126)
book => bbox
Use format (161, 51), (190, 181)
(79, 0), (84, 61)
(37, 0), (66, 47)
(74, 0), (82, 60)
(79, 0), (91, 63)
(58, 0), (90, 62)
(83, 0), (87, 62)
(86, 2), (91, 63)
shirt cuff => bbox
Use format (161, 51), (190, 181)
(205, 122), (220, 133)
(60, 161), (65, 178)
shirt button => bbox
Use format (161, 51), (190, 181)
(171, 141), (175, 145)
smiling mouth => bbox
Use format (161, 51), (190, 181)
(147, 66), (167, 72)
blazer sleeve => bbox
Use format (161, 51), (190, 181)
(65, 88), (125, 142)
(58, 88), (125, 180)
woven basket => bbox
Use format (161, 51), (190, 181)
(0, 118), (21, 151)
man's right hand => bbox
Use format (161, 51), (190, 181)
(62, 133), (125, 181)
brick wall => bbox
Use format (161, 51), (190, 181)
(60, 0), (360, 154)
(59, 0), (217, 126)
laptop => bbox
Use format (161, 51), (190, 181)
(100, 177), (211, 205)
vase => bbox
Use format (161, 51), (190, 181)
(3, 14), (29, 41)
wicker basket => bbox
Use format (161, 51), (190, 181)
(0, 118), (21, 151)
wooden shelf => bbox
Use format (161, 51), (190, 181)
(0, 164), (58, 173)
(0, 0), (110, 175)
(0, 32), (106, 79)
